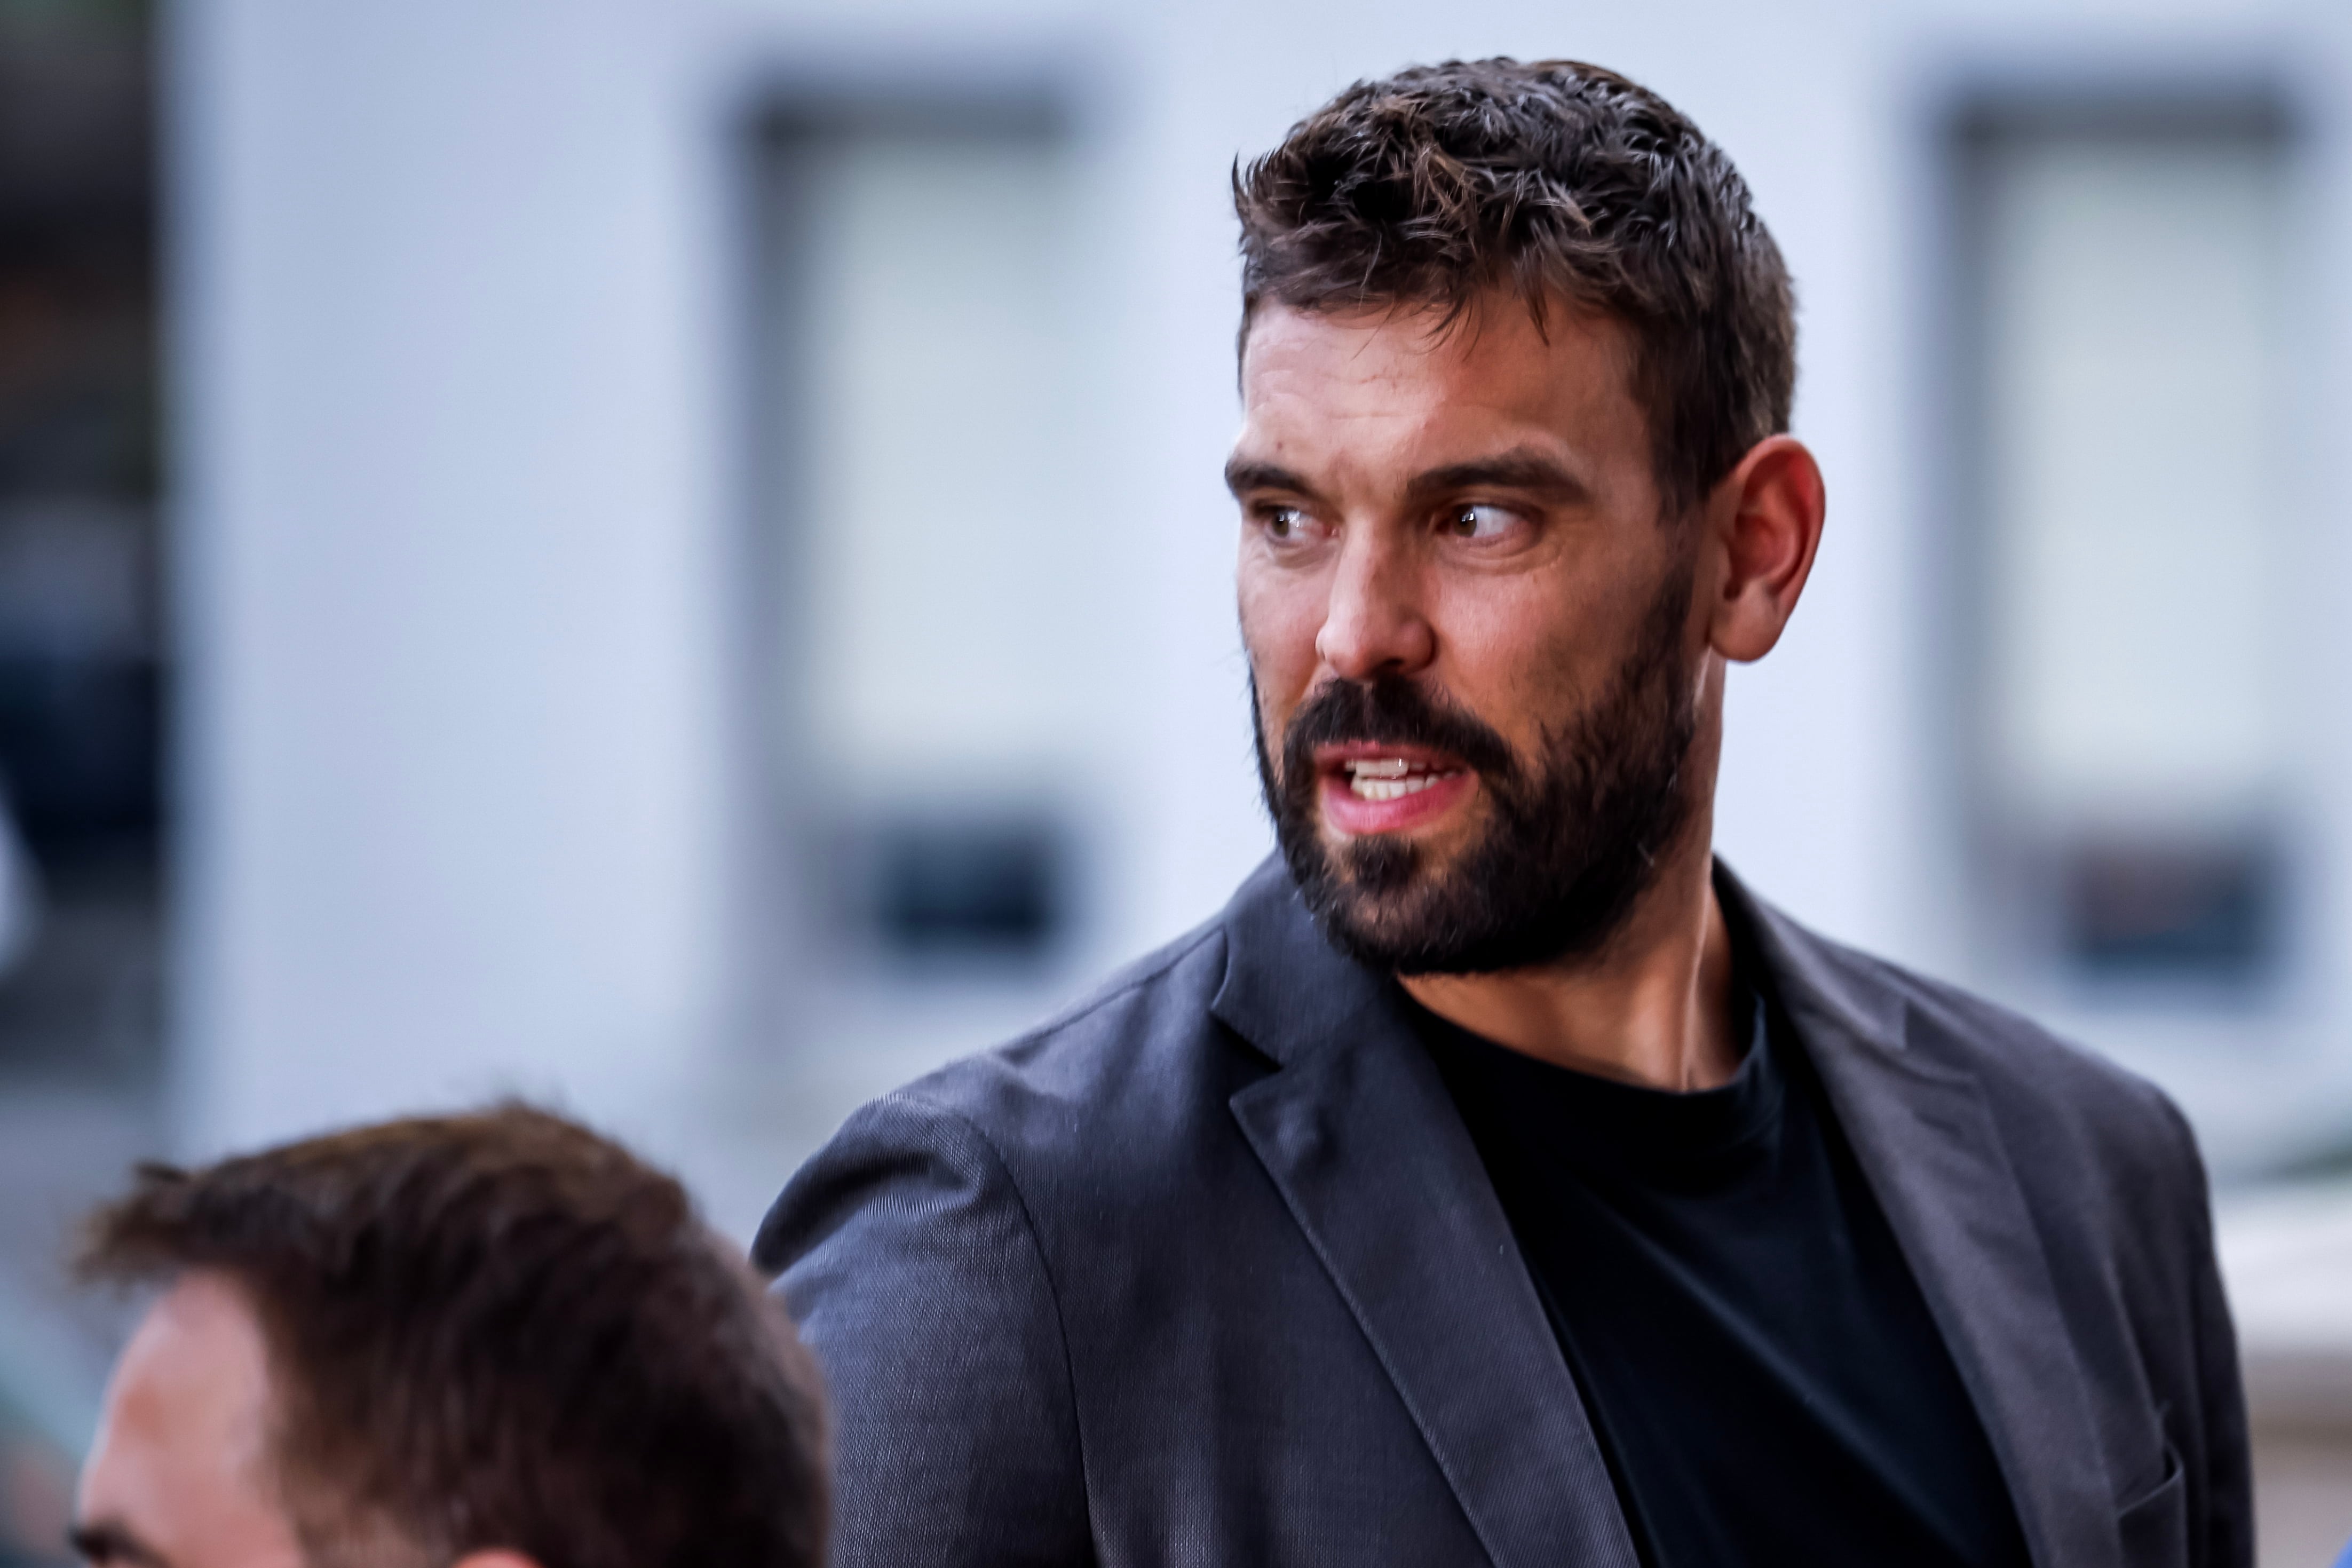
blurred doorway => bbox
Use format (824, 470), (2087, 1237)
(740, 85), (1121, 1124)
(0, 0), (163, 1083)
(1944, 86), (2300, 1009)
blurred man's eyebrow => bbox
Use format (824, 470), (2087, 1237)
(1405, 450), (1590, 503)
(68, 1520), (174, 1568)
(1223, 456), (1316, 498)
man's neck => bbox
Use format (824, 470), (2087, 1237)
(1397, 835), (1739, 1092)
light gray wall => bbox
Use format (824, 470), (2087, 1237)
(171, 0), (732, 1174)
(171, 0), (2352, 1231)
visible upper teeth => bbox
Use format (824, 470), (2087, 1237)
(1353, 773), (1435, 801)
(1352, 773), (1441, 802)
(1348, 758), (1415, 778)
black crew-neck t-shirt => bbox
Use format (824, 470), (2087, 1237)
(1414, 937), (2033, 1568)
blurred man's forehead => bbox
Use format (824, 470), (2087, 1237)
(109, 1274), (276, 1445)
(76, 1272), (304, 1568)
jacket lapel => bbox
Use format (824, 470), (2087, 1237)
(1212, 859), (1639, 1568)
(1737, 878), (2125, 1568)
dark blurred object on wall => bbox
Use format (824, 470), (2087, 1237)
(0, 0), (163, 1088)
(0, 5), (161, 1563)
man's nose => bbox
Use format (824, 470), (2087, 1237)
(1314, 534), (1435, 681)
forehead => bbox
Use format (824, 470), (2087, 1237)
(1236, 298), (1644, 477)
(79, 1273), (304, 1566)
(102, 1274), (276, 1461)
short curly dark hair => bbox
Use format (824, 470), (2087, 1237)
(81, 1103), (829, 1568)
(1235, 58), (1795, 516)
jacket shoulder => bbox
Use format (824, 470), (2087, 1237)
(795, 916), (1254, 1211)
(1795, 922), (2202, 1186)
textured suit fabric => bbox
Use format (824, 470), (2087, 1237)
(756, 858), (2253, 1568)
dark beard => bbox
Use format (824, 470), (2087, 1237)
(1251, 564), (1699, 975)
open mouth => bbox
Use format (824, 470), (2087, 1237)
(1311, 745), (1478, 835)
(1340, 756), (1464, 801)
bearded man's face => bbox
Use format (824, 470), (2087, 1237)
(1230, 298), (1708, 973)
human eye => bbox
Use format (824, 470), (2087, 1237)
(1442, 503), (1529, 543)
(1254, 503), (1323, 544)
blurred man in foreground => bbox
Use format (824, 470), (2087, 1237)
(764, 56), (2248, 1568)
(71, 1104), (828, 1568)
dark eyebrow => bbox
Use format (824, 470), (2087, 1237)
(69, 1520), (175, 1568)
(1223, 456), (1317, 500)
(1224, 449), (1592, 507)
(1403, 449), (1591, 505)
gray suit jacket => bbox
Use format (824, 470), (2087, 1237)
(757, 858), (2252, 1568)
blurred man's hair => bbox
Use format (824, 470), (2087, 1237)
(80, 1103), (828, 1568)
(1234, 57), (1795, 516)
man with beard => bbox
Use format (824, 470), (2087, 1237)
(759, 58), (2250, 1568)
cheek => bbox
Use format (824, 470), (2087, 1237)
(1236, 561), (1325, 696)
(1432, 580), (1610, 727)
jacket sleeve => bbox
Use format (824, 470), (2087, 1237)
(2160, 1097), (2253, 1568)
(755, 1092), (1093, 1568)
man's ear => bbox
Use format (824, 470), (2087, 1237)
(1703, 434), (1825, 664)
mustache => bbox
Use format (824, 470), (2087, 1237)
(1278, 677), (1521, 789)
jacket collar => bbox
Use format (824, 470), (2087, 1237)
(1732, 875), (2126, 1568)
(1211, 855), (1638, 1568)
(1211, 853), (2123, 1568)
(1208, 853), (1385, 1068)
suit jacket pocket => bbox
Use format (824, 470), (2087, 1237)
(2117, 1443), (2187, 1568)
